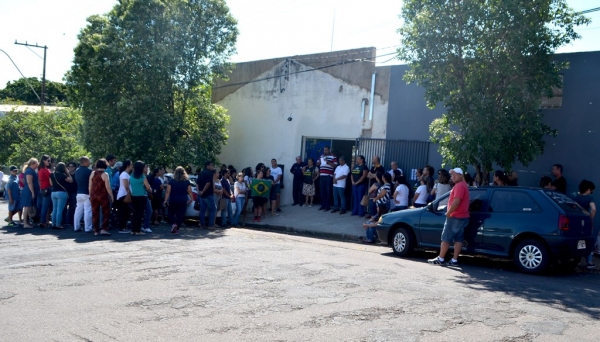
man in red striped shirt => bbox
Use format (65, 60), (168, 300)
(317, 146), (337, 212)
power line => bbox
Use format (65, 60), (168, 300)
(0, 48), (42, 103)
(214, 51), (397, 90)
(579, 7), (600, 15)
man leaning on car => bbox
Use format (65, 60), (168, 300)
(428, 168), (470, 266)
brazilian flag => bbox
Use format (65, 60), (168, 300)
(251, 178), (272, 198)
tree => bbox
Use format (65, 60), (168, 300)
(0, 108), (89, 166)
(0, 77), (68, 105)
(397, 0), (590, 181)
(65, 0), (238, 167)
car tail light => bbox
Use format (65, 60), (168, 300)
(558, 215), (570, 231)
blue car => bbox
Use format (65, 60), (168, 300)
(376, 187), (595, 274)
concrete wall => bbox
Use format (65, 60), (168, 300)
(386, 51), (600, 197)
(216, 59), (389, 206)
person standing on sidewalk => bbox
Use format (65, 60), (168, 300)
(6, 165), (22, 226)
(270, 159), (283, 213)
(74, 157), (93, 232)
(331, 156), (350, 214)
(290, 156), (305, 206)
(428, 168), (470, 266)
(317, 146), (337, 212)
(570, 180), (596, 269)
(351, 155), (369, 217)
(198, 161), (217, 228)
(88, 159), (113, 236)
(21, 159), (39, 228)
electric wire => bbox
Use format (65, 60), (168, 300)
(213, 51), (397, 90)
(0, 49), (42, 103)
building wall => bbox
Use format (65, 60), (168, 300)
(217, 60), (389, 205)
(386, 51), (600, 199)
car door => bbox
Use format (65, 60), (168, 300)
(417, 188), (489, 250)
(481, 189), (543, 256)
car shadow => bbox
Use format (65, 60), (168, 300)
(1, 222), (228, 243)
(381, 250), (600, 319)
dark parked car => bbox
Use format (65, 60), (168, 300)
(376, 187), (595, 274)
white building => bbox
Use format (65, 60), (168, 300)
(213, 48), (391, 206)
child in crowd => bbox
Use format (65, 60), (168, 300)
(6, 166), (23, 226)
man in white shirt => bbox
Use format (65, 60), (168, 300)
(388, 161), (403, 178)
(331, 156), (350, 214)
(270, 158), (283, 212)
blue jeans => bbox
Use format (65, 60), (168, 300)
(40, 191), (52, 224)
(366, 226), (378, 241)
(352, 184), (367, 216)
(332, 186), (346, 211)
(199, 195), (217, 227)
(220, 199), (233, 226)
(319, 176), (333, 210)
(232, 196), (245, 225)
(51, 191), (68, 227)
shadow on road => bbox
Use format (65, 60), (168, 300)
(0, 222), (229, 243)
(381, 250), (600, 319)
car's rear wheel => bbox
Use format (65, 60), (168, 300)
(391, 227), (413, 257)
(513, 239), (549, 274)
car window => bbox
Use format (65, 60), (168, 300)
(436, 189), (487, 212)
(543, 190), (586, 214)
(489, 190), (540, 212)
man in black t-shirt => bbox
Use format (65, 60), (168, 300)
(197, 161), (217, 228)
(351, 155), (369, 217)
(367, 156), (385, 187)
(551, 163), (567, 194)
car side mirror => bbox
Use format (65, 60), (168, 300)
(427, 203), (434, 212)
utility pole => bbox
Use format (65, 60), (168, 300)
(14, 40), (48, 107)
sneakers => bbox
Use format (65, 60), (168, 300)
(586, 263), (596, 270)
(428, 257), (444, 265)
(119, 229), (131, 234)
(6, 221), (18, 227)
(446, 259), (459, 267)
(142, 228), (152, 233)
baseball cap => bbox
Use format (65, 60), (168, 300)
(9, 165), (18, 171)
(114, 161), (123, 169)
(450, 168), (464, 175)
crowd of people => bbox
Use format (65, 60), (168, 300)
(1, 151), (597, 268)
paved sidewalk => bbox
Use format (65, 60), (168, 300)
(242, 204), (366, 241)
(0, 200), (367, 242)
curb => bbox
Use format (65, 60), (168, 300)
(242, 222), (362, 243)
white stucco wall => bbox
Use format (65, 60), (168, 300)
(216, 60), (388, 206)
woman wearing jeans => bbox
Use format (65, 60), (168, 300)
(49, 162), (73, 229)
(163, 167), (193, 234)
(231, 172), (247, 226)
(38, 155), (52, 227)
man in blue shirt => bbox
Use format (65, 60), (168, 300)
(74, 156), (93, 232)
(106, 154), (116, 178)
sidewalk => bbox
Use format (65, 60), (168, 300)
(0, 200), (367, 242)
(242, 204), (366, 241)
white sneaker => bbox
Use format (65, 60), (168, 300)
(142, 228), (152, 233)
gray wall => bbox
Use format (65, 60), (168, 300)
(387, 51), (600, 195)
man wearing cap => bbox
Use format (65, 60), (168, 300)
(6, 166), (23, 226)
(428, 167), (470, 266)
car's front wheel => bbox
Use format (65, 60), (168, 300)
(391, 227), (414, 257)
(513, 239), (550, 274)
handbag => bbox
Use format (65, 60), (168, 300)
(218, 198), (228, 211)
(40, 188), (51, 197)
(360, 195), (369, 206)
(28, 205), (37, 217)
(193, 199), (200, 211)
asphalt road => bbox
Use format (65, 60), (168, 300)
(1, 204), (599, 341)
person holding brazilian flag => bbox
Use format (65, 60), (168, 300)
(251, 169), (272, 222)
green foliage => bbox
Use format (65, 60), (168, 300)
(0, 108), (89, 166)
(0, 77), (68, 105)
(397, 0), (590, 179)
(65, 0), (238, 168)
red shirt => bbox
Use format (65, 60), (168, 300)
(449, 181), (470, 218)
(38, 168), (51, 190)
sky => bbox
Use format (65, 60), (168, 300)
(0, 0), (599, 89)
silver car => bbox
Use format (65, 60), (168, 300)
(163, 173), (236, 218)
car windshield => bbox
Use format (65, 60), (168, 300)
(543, 190), (586, 214)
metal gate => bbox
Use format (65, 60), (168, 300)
(355, 138), (430, 181)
